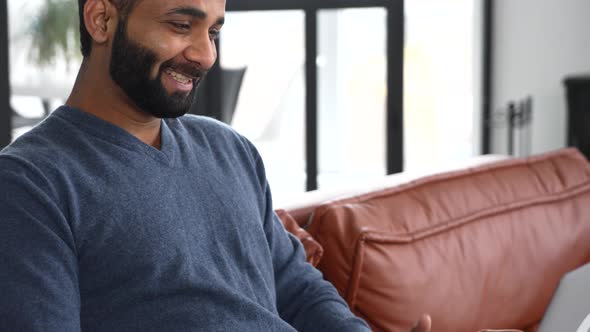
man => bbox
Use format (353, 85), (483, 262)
(0, 0), (431, 330)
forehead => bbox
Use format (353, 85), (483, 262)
(131, 0), (226, 19)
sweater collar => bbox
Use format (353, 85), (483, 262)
(52, 106), (177, 166)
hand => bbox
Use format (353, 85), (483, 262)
(410, 314), (431, 332)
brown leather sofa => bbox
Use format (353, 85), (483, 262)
(276, 148), (590, 332)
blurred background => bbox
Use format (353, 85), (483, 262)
(1, 0), (589, 204)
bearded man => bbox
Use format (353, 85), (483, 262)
(0, 1), (431, 331)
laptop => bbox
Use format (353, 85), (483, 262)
(538, 262), (590, 332)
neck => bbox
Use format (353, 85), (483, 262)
(66, 58), (162, 150)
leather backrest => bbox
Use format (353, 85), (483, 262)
(278, 155), (509, 226)
(307, 148), (590, 332)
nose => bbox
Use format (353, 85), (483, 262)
(184, 32), (217, 71)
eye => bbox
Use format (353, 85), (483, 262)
(209, 29), (220, 41)
(169, 22), (191, 32)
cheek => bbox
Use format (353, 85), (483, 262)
(146, 38), (169, 78)
(140, 33), (184, 78)
(145, 33), (172, 53)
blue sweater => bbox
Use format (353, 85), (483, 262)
(0, 106), (369, 331)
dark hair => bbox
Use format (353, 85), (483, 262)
(78, 0), (138, 57)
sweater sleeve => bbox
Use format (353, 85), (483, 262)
(0, 162), (81, 331)
(252, 158), (370, 331)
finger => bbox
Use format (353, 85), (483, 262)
(411, 314), (432, 332)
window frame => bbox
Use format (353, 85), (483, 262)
(217, 0), (405, 191)
(0, 1), (10, 149)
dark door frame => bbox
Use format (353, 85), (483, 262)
(0, 0), (11, 149)
(482, 0), (494, 154)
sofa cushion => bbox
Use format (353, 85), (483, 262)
(276, 209), (324, 267)
(307, 148), (590, 332)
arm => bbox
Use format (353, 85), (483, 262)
(267, 210), (370, 331)
(0, 162), (80, 331)
(252, 158), (369, 331)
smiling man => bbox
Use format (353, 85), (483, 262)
(0, 0), (430, 331)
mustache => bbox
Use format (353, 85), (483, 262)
(161, 60), (207, 80)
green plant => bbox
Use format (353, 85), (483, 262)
(28, 0), (80, 66)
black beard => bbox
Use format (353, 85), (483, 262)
(109, 19), (205, 118)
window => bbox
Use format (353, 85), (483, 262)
(404, 0), (482, 171)
(317, 8), (388, 190)
(221, 10), (307, 199)
(218, 1), (403, 204)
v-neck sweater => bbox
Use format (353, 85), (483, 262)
(0, 106), (369, 331)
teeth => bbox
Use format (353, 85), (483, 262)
(166, 69), (191, 84)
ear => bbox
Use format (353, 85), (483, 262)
(83, 0), (120, 46)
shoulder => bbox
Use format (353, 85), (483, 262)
(171, 114), (268, 187)
(2, 120), (58, 169)
(175, 114), (242, 140)
(1, 115), (71, 174)
(0, 146), (61, 213)
(0, 115), (79, 207)
(172, 114), (262, 162)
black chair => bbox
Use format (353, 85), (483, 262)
(191, 66), (247, 125)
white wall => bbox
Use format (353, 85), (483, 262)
(492, 0), (590, 155)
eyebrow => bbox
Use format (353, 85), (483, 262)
(165, 7), (225, 25)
